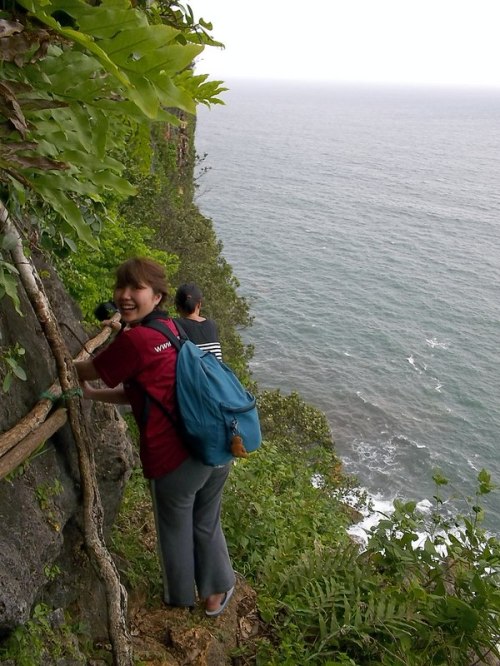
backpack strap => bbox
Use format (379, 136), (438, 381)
(150, 319), (181, 349)
(132, 316), (184, 432)
(141, 311), (188, 351)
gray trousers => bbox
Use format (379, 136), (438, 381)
(150, 457), (235, 607)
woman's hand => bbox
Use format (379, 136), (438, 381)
(101, 317), (122, 333)
(78, 380), (129, 405)
(79, 380), (96, 399)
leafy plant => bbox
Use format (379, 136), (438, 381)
(0, 604), (84, 665)
(110, 467), (163, 601)
(0, 0), (225, 309)
(220, 390), (362, 663)
(223, 400), (499, 666)
(143, 0), (224, 49)
(0, 231), (21, 312)
(43, 563), (61, 582)
(0, 342), (26, 392)
(56, 213), (180, 323)
(346, 470), (499, 665)
(35, 478), (64, 531)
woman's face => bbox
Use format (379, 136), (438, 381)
(114, 283), (161, 324)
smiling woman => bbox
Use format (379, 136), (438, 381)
(113, 258), (167, 325)
(74, 257), (236, 617)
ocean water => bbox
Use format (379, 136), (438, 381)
(195, 81), (500, 531)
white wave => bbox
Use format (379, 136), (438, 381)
(426, 337), (449, 350)
(467, 458), (479, 472)
(417, 498), (432, 512)
(355, 390), (367, 403)
(406, 354), (422, 372)
(406, 354), (426, 373)
(348, 493), (437, 549)
(390, 434), (427, 452)
(346, 492), (395, 545)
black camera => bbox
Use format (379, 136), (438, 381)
(93, 301), (119, 322)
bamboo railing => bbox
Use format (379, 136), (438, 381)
(0, 316), (119, 480)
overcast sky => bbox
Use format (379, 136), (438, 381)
(191, 0), (500, 88)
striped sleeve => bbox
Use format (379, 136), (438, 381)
(198, 341), (222, 361)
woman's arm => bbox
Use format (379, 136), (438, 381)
(80, 381), (129, 405)
(75, 359), (129, 405)
(75, 359), (100, 381)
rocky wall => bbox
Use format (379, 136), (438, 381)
(0, 254), (134, 638)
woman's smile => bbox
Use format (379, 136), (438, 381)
(114, 284), (161, 323)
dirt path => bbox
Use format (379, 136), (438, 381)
(127, 576), (264, 665)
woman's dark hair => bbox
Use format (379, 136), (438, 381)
(175, 283), (203, 315)
(114, 258), (168, 306)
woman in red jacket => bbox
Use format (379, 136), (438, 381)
(75, 258), (235, 616)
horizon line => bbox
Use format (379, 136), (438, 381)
(200, 74), (500, 92)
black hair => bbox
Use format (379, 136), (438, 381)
(175, 283), (203, 315)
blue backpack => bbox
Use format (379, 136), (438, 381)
(141, 317), (262, 466)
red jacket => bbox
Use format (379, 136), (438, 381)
(93, 318), (189, 478)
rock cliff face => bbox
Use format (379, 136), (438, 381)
(0, 255), (134, 638)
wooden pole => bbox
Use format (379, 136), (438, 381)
(0, 408), (68, 480)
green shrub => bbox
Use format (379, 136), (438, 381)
(110, 467), (162, 602)
(358, 470), (500, 665)
(226, 455), (499, 665)
(56, 214), (179, 324)
(222, 390), (363, 663)
(0, 604), (85, 665)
